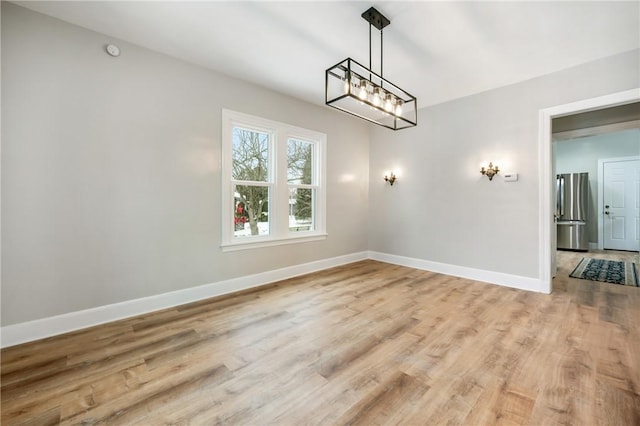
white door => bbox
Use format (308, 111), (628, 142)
(603, 159), (640, 251)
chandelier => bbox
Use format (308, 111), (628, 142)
(325, 7), (417, 130)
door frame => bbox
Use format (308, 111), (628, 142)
(538, 88), (640, 294)
(597, 156), (640, 250)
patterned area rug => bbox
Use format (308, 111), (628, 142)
(569, 258), (639, 287)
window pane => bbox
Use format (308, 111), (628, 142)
(289, 187), (314, 232)
(287, 139), (313, 185)
(234, 185), (270, 237)
(233, 128), (269, 182)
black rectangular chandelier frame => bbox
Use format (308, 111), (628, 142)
(325, 7), (417, 131)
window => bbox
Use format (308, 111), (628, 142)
(221, 110), (326, 251)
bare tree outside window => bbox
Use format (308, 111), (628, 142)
(232, 128), (270, 237)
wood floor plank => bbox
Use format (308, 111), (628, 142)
(335, 371), (429, 426)
(2, 252), (639, 425)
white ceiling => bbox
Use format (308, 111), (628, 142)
(14, 1), (640, 109)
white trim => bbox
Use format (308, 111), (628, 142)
(1, 251), (368, 348)
(589, 242), (599, 250)
(368, 251), (542, 293)
(597, 159), (604, 250)
(539, 107), (553, 292)
(221, 233), (328, 252)
(597, 156), (640, 251)
(539, 88), (640, 294)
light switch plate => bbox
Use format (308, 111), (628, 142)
(504, 173), (518, 182)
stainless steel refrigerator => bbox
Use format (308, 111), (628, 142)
(556, 172), (589, 251)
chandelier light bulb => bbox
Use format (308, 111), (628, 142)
(366, 81), (374, 95)
(384, 94), (394, 112)
(358, 81), (367, 100)
(372, 87), (382, 106)
(395, 99), (404, 116)
(343, 72), (351, 94)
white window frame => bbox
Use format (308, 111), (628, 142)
(221, 109), (327, 251)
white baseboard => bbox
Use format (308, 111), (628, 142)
(589, 243), (599, 250)
(1, 250), (545, 348)
(368, 251), (543, 293)
(0, 251), (368, 348)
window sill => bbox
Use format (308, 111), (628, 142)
(221, 233), (328, 252)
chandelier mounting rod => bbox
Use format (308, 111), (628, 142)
(362, 7), (389, 80)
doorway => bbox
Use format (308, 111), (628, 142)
(539, 89), (640, 294)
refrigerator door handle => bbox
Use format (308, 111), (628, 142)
(556, 176), (561, 217)
(559, 176), (565, 217)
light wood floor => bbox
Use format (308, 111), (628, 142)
(2, 255), (639, 425)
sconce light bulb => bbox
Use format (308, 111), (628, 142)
(480, 162), (499, 181)
(384, 171), (397, 186)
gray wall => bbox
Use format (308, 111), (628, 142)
(368, 49), (639, 279)
(555, 128), (640, 244)
(1, 3), (370, 325)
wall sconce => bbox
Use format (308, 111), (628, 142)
(384, 172), (397, 186)
(480, 162), (500, 181)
